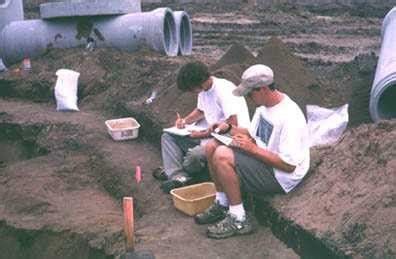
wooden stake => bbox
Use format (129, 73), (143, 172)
(123, 197), (134, 252)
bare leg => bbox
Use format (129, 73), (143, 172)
(204, 139), (223, 191)
(212, 146), (242, 205)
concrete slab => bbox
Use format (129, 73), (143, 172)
(40, 0), (141, 19)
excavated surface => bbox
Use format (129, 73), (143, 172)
(0, 1), (395, 258)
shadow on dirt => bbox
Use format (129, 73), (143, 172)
(0, 79), (53, 103)
(0, 221), (111, 259)
(0, 123), (49, 167)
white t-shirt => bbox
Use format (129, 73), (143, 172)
(249, 94), (310, 193)
(197, 76), (250, 128)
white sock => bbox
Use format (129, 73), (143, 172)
(229, 204), (246, 221)
(215, 192), (229, 207)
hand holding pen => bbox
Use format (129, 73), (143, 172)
(175, 112), (186, 129)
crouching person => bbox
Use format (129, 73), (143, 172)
(155, 61), (250, 193)
(195, 64), (310, 239)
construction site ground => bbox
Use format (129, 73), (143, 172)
(0, 2), (395, 259)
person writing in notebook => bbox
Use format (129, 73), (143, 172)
(195, 64), (310, 239)
(155, 61), (250, 193)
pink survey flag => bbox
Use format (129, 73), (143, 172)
(135, 165), (142, 183)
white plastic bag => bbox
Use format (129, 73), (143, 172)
(0, 59), (6, 72)
(54, 69), (80, 111)
(307, 104), (349, 147)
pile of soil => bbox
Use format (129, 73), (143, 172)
(210, 44), (256, 71)
(256, 37), (323, 113)
(270, 120), (396, 258)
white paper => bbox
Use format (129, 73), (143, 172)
(163, 124), (207, 136)
(211, 133), (233, 146)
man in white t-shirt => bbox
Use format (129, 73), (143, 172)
(157, 61), (250, 193)
(195, 64), (310, 239)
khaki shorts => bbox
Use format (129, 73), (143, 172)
(233, 149), (284, 194)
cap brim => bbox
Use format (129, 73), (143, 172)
(233, 84), (251, 96)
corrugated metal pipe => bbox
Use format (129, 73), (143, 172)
(0, 0), (24, 69)
(370, 7), (396, 122)
(0, 7), (178, 66)
(174, 11), (192, 56)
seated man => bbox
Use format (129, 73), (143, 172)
(158, 61), (250, 193)
(195, 64), (310, 239)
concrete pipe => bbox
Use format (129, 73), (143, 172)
(370, 7), (396, 122)
(0, 0), (24, 70)
(0, 0), (23, 31)
(0, 8), (178, 66)
(173, 11), (192, 56)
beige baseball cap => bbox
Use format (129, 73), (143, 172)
(233, 64), (274, 96)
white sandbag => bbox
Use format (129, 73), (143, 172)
(54, 69), (80, 111)
(307, 104), (349, 147)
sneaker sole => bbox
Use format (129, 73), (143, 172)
(207, 227), (254, 239)
(152, 167), (168, 181)
(194, 215), (226, 225)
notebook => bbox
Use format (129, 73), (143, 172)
(163, 124), (207, 136)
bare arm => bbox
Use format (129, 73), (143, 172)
(191, 114), (240, 138)
(176, 108), (205, 128)
(183, 108), (205, 124)
(233, 134), (296, 173)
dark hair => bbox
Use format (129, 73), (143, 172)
(177, 61), (210, 91)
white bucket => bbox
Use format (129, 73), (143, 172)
(54, 69), (80, 111)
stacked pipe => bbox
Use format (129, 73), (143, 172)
(369, 7), (396, 122)
(0, 0), (193, 67)
(0, 0), (24, 69)
(174, 11), (192, 56)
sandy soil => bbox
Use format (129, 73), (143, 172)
(1, 1), (395, 259)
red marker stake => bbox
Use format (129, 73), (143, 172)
(135, 165), (141, 183)
(123, 197), (134, 252)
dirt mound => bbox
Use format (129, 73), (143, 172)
(256, 37), (322, 113)
(210, 44), (256, 71)
(337, 53), (378, 126)
(212, 63), (245, 86)
(271, 120), (396, 258)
